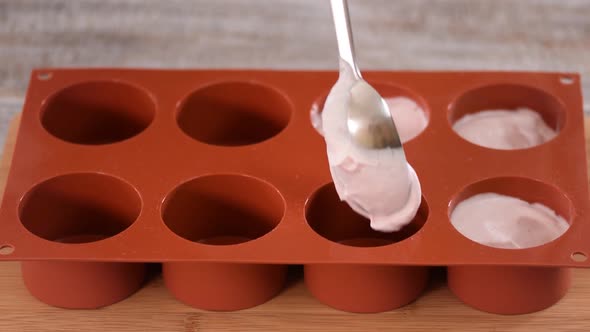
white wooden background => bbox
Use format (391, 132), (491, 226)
(1, 0), (589, 150)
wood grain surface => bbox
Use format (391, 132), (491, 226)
(0, 0), (589, 152)
(0, 114), (589, 331)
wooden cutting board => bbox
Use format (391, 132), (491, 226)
(0, 115), (589, 332)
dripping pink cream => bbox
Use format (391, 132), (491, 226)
(312, 62), (426, 232)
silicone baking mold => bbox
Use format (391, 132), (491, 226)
(0, 68), (588, 314)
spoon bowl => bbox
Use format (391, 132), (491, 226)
(347, 80), (403, 149)
(330, 0), (405, 152)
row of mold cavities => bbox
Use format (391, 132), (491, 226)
(38, 76), (571, 150)
(16, 173), (575, 253)
(20, 258), (571, 315)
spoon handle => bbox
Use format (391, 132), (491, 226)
(330, 0), (361, 79)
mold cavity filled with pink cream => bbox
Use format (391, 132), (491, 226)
(452, 108), (557, 150)
(449, 108), (568, 249)
(451, 193), (569, 249)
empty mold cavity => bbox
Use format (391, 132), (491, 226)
(305, 263), (429, 313)
(305, 182), (428, 247)
(41, 81), (155, 145)
(305, 181), (430, 313)
(22, 260), (146, 309)
(162, 174), (285, 245)
(449, 177), (572, 249)
(163, 262), (286, 311)
(19, 173), (142, 243)
(310, 82), (429, 143)
(177, 81), (292, 146)
(448, 84), (565, 150)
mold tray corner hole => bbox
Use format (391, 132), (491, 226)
(0, 244), (15, 255)
(571, 251), (588, 262)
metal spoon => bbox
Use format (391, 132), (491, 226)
(330, 0), (404, 151)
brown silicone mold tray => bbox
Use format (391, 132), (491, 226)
(0, 68), (588, 314)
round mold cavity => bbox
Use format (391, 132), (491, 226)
(305, 182), (428, 248)
(41, 81), (155, 145)
(21, 260), (146, 309)
(448, 84), (566, 150)
(448, 266), (571, 315)
(303, 182), (430, 313)
(305, 264), (429, 313)
(163, 262), (286, 311)
(447, 177), (573, 314)
(448, 176), (573, 250)
(310, 81), (430, 143)
(177, 81), (292, 146)
(161, 174), (285, 245)
(159, 174), (288, 311)
(19, 173), (142, 244)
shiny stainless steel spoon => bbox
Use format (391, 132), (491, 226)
(330, 0), (405, 151)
